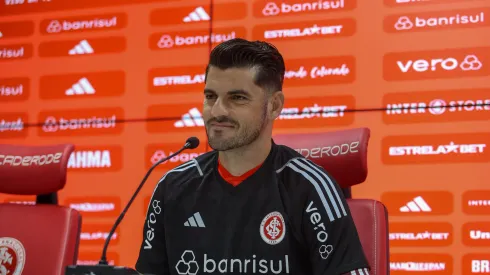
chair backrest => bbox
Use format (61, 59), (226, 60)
(0, 143), (82, 275)
(273, 128), (389, 275)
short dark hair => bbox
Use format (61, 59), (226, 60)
(205, 38), (285, 93)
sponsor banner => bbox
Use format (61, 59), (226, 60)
(382, 88), (490, 124)
(284, 56), (355, 87)
(39, 71), (125, 100)
(462, 222), (490, 247)
(0, 77), (29, 102)
(0, 112), (28, 139)
(276, 96), (355, 129)
(3, 196), (35, 205)
(150, 2), (246, 26)
(0, 44), (33, 62)
(252, 18), (356, 42)
(390, 253), (453, 274)
(148, 66), (205, 94)
(39, 36), (126, 58)
(77, 251), (119, 266)
(145, 142), (207, 170)
(384, 0), (480, 8)
(389, 222), (453, 247)
(381, 191), (453, 216)
(67, 145), (123, 172)
(254, 0), (356, 18)
(38, 107), (124, 137)
(64, 196), (121, 218)
(463, 190), (490, 215)
(462, 254), (490, 275)
(385, 7), (490, 33)
(382, 133), (490, 165)
(383, 47), (490, 81)
(146, 104), (206, 134)
(1, 0), (179, 16)
(80, 224), (119, 246)
(149, 27), (247, 50)
(40, 13), (127, 35)
(0, 21), (34, 39)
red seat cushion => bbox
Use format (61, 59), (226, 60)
(0, 204), (81, 275)
(348, 199), (389, 275)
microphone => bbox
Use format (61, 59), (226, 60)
(98, 136), (200, 265)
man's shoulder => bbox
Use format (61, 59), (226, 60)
(157, 150), (216, 186)
(274, 143), (332, 192)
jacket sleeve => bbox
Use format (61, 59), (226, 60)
(135, 176), (170, 275)
(287, 157), (371, 275)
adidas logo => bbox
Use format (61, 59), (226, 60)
(174, 108), (204, 128)
(69, 40), (94, 55)
(399, 196), (432, 212)
(184, 212), (206, 228)
(65, 78), (95, 96)
(183, 6), (210, 22)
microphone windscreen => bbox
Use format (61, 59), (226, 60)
(185, 137), (200, 149)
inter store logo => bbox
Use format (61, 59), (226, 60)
(64, 196), (121, 218)
(40, 13), (127, 35)
(0, 77), (29, 102)
(463, 190), (490, 215)
(0, 21), (33, 39)
(462, 254), (490, 275)
(252, 18), (356, 42)
(284, 56), (355, 87)
(149, 27), (246, 50)
(0, 112), (28, 139)
(383, 88), (490, 124)
(148, 66), (205, 94)
(254, 0), (356, 18)
(80, 224), (119, 246)
(0, 44), (33, 61)
(275, 96), (355, 129)
(462, 222), (490, 247)
(39, 71), (125, 100)
(385, 7), (489, 33)
(381, 133), (490, 165)
(78, 252), (119, 266)
(38, 107), (124, 137)
(67, 145), (123, 172)
(384, 0), (479, 7)
(389, 222), (453, 247)
(381, 191), (453, 216)
(383, 47), (490, 81)
(39, 36), (126, 58)
(146, 143), (207, 170)
(390, 253), (452, 274)
(150, 2), (246, 26)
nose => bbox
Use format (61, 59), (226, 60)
(210, 98), (229, 118)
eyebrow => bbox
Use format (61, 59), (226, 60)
(204, 89), (251, 96)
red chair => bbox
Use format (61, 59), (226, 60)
(274, 128), (390, 275)
(0, 144), (82, 275)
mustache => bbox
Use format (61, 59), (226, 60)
(207, 116), (238, 125)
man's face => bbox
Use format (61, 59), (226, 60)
(203, 66), (269, 151)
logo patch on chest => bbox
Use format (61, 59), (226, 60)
(259, 211), (286, 245)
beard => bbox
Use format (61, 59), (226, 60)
(206, 104), (268, 151)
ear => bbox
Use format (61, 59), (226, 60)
(269, 91), (284, 120)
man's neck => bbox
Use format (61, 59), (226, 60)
(218, 138), (272, 176)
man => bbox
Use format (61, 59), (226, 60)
(136, 38), (370, 275)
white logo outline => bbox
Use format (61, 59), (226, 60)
(175, 250), (199, 275)
(183, 6), (210, 22)
(65, 77), (95, 96)
(68, 39), (94, 55)
(400, 196), (432, 212)
(174, 108), (204, 128)
(259, 211), (286, 245)
(0, 237), (26, 275)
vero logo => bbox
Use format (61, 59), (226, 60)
(384, 47), (490, 81)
